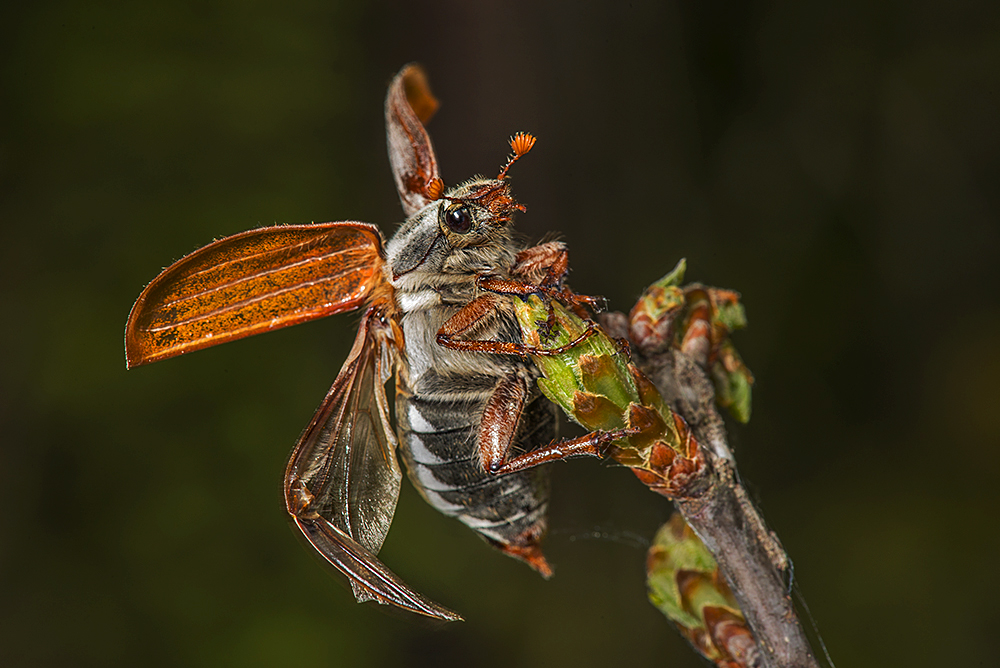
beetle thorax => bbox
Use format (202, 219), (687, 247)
(385, 180), (523, 390)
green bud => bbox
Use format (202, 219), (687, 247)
(512, 295), (638, 422)
(712, 294), (747, 333)
(711, 341), (753, 424)
(648, 514), (756, 667)
(633, 258), (687, 325)
(657, 257), (688, 289)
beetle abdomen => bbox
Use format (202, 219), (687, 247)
(396, 378), (554, 574)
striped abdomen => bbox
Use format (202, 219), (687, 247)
(393, 291), (555, 571)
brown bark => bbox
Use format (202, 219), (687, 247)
(600, 312), (822, 668)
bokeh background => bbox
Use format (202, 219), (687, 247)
(2, 1), (998, 666)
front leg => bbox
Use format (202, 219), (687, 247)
(487, 243), (606, 336)
(436, 293), (598, 357)
(512, 241), (569, 288)
(476, 276), (605, 335)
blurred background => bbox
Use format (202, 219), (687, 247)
(2, 1), (997, 666)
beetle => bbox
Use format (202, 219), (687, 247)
(125, 65), (592, 621)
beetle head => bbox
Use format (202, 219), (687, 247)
(386, 134), (536, 284)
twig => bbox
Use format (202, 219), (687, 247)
(601, 311), (821, 668)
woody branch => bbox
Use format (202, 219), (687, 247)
(599, 310), (822, 668)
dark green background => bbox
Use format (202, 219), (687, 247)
(2, 1), (997, 666)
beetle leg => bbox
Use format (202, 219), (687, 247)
(477, 275), (604, 342)
(490, 428), (635, 475)
(496, 241), (571, 339)
(474, 373), (554, 577)
(556, 286), (607, 316)
(478, 372), (634, 476)
(476, 275), (559, 337)
(512, 241), (569, 287)
(538, 249), (569, 288)
(528, 322), (599, 356)
(511, 242), (606, 316)
(477, 373), (529, 473)
(437, 295), (600, 357)
(477, 375), (635, 476)
(436, 294), (535, 356)
(479, 274), (604, 319)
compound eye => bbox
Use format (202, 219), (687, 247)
(444, 205), (473, 234)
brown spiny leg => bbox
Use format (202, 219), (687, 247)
(436, 293), (599, 357)
(556, 286), (607, 318)
(477, 274), (605, 340)
(512, 241), (569, 288)
(476, 275), (552, 298)
(476, 372), (556, 577)
(477, 373), (529, 473)
(478, 372), (636, 476)
(521, 243), (606, 316)
(478, 275), (559, 338)
(510, 242), (607, 332)
(491, 428), (637, 475)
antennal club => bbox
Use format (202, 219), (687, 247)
(498, 132), (537, 180)
(424, 177), (445, 200)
